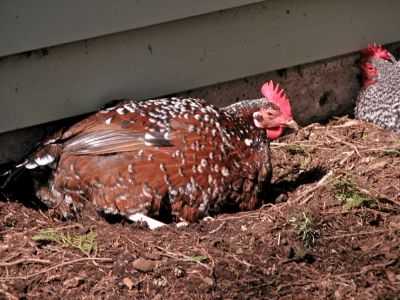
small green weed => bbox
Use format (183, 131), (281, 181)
(330, 173), (373, 210)
(375, 140), (400, 157)
(284, 144), (311, 172)
(376, 149), (400, 157)
(32, 228), (99, 256)
(289, 212), (319, 247)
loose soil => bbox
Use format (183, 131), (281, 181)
(0, 117), (399, 299)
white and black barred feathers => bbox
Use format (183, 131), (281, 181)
(355, 47), (400, 131)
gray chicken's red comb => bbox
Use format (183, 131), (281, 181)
(260, 80), (292, 117)
(361, 43), (391, 61)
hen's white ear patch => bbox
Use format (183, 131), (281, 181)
(253, 112), (263, 120)
(253, 112), (264, 128)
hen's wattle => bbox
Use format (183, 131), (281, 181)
(355, 44), (400, 131)
(2, 81), (298, 223)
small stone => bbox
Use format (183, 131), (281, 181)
(176, 221), (190, 228)
(153, 276), (168, 287)
(389, 221), (400, 229)
(173, 267), (185, 278)
(275, 193), (288, 203)
(123, 277), (134, 290)
(385, 270), (398, 283)
(202, 276), (214, 286)
(334, 290), (342, 299)
(132, 257), (155, 272)
(362, 157), (372, 164)
(152, 295), (163, 300)
(63, 277), (84, 288)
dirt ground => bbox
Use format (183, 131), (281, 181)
(0, 116), (399, 299)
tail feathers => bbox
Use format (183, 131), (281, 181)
(0, 144), (63, 190)
(23, 144), (62, 169)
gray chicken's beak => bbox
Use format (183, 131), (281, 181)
(284, 119), (299, 130)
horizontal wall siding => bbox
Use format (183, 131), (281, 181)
(0, 0), (400, 133)
(0, 0), (263, 57)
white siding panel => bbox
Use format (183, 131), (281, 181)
(0, 0), (264, 57)
(1, 0), (400, 133)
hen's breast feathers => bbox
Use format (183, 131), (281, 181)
(356, 59), (400, 131)
(41, 97), (270, 221)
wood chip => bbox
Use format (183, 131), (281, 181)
(63, 277), (84, 288)
(122, 277), (134, 290)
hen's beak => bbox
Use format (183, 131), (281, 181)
(284, 119), (299, 130)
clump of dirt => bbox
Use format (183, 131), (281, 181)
(0, 117), (399, 299)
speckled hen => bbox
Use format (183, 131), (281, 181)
(355, 44), (400, 131)
(3, 81), (298, 223)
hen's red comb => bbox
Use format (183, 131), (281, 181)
(261, 80), (292, 117)
(361, 43), (391, 61)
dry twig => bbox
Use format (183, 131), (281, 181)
(0, 257), (113, 281)
(209, 221), (226, 234)
(327, 133), (361, 157)
(153, 245), (212, 272)
(325, 228), (400, 240)
(0, 258), (50, 267)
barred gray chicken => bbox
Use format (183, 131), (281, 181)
(355, 44), (400, 131)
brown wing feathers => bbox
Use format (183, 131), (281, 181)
(3, 97), (273, 223)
